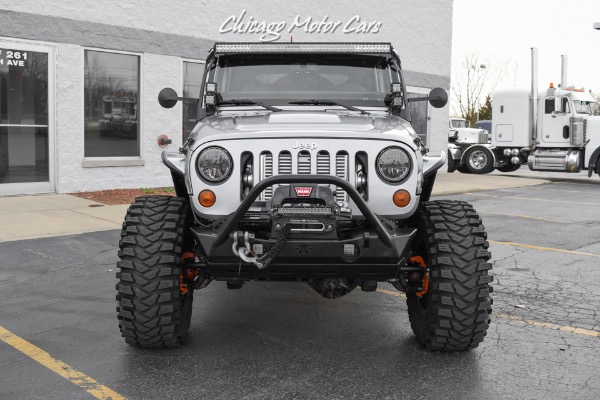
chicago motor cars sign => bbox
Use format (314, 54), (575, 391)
(220, 10), (382, 42)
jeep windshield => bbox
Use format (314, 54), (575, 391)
(211, 54), (400, 108)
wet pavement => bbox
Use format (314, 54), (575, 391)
(1, 177), (599, 399)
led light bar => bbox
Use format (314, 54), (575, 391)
(276, 207), (333, 215)
(214, 42), (392, 54)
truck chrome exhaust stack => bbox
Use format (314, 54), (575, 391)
(561, 55), (568, 88)
(531, 47), (538, 143)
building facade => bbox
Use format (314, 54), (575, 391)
(0, 1), (453, 195)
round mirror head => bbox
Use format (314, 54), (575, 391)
(429, 87), (448, 109)
(158, 87), (178, 109)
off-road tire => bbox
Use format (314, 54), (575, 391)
(465, 146), (494, 174)
(407, 200), (492, 351)
(116, 196), (193, 348)
(496, 164), (521, 173)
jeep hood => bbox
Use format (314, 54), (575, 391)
(189, 111), (420, 150)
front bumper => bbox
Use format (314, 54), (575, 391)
(190, 174), (416, 280)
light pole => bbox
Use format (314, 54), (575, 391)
(472, 64), (486, 124)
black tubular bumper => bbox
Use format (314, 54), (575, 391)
(190, 175), (417, 277)
(212, 174), (395, 248)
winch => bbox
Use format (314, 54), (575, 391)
(270, 184), (351, 239)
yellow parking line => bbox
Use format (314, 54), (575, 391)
(553, 180), (599, 187)
(377, 290), (600, 338)
(478, 212), (566, 223)
(489, 240), (600, 257)
(496, 314), (600, 337)
(529, 186), (597, 194)
(464, 192), (600, 206)
(0, 325), (126, 400)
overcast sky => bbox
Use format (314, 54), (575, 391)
(452, 0), (600, 96)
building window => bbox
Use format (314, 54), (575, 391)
(407, 92), (428, 145)
(182, 61), (203, 142)
(84, 50), (140, 157)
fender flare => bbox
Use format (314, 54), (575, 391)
(447, 143), (462, 160)
(459, 144), (496, 167)
(587, 147), (600, 177)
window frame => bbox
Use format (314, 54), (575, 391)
(406, 85), (431, 146)
(0, 38), (56, 195)
(81, 47), (144, 167)
(181, 58), (205, 145)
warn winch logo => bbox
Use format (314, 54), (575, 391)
(294, 187), (313, 197)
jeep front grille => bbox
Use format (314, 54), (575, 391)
(255, 150), (350, 205)
(335, 152), (349, 204)
(317, 151), (330, 174)
(259, 152), (273, 201)
(279, 151), (292, 174)
(298, 151), (311, 174)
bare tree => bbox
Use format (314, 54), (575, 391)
(451, 52), (512, 126)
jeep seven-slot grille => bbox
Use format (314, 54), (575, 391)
(257, 150), (349, 204)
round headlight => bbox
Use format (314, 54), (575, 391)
(376, 147), (411, 183)
(197, 146), (232, 183)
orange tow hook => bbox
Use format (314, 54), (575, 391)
(180, 251), (197, 295)
(409, 255), (429, 297)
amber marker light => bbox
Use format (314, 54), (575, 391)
(199, 190), (216, 207)
(393, 190), (411, 207)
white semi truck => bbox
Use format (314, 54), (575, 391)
(449, 117), (488, 143)
(448, 48), (600, 177)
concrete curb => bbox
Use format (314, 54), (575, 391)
(432, 172), (550, 196)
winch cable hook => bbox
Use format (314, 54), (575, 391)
(232, 231), (265, 269)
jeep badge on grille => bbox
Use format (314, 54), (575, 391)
(292, 141), (317, 150)
(294, 187), (313, 197)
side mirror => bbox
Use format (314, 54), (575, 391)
(428, 87), (448, 108)
(158, 88), (178, 109)
(406, 87), (448, 109)
(158, 87), (198, 109)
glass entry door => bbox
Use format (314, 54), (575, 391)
(0, 43), (54, 195)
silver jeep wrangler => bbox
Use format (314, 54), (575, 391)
(116, 42), (492, 352)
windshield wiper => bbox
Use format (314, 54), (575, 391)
(217, 99), (281, 112)
(288, 99), (369, 114)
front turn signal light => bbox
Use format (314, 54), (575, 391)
(199, 190), (216, 208)
(393, 190), (411, 207)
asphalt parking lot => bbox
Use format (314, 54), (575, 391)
(1, 175), (599, 399)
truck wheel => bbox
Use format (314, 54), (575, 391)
(457, 165), (470, 174)
(407, 200), (492, 351)
(496, 164), (521, 173)
(465, 147), (494, 174)
(116, 196), (193, 348)
(447, 150), (458, 173)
